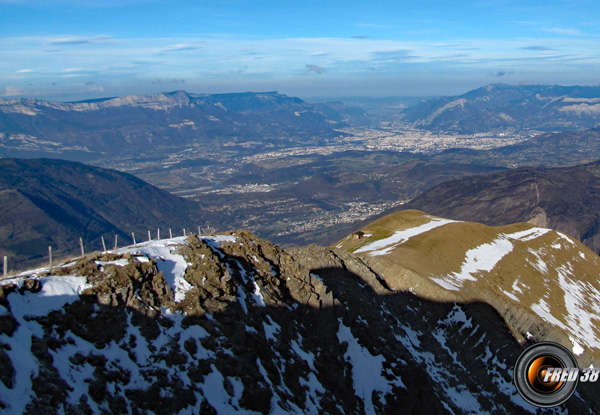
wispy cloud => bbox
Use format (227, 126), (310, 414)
(151, 78), (186, 84)
(160, 43), (200, 53)
(519, 46), (556, 51)
(371, 49), (419, 63)
(543, 27), (583, 36)
(3, 33), (600, 100)
(48, 35), (113, 46)
(357, 23), (391, 30)
(16, 69), (33, 73)
(3, 86), (25, 96)
(488, 70), (514, 77)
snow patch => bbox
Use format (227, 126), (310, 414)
(118, 237), (191, 303)
(354, 217), (458, 256)
(291, 338), (316, 371)
(337, 320), (403, 414)
(571, 337), (585, 356)
(94, 258), (129, 267)
(263, 315), (280, 342)
(8, 276), (92, 318)
(505, 227), (551, 242)
(431, 236), (513, 291)
(251, 281), (266, 307)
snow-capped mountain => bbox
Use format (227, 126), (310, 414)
(2, 225), (600, 413)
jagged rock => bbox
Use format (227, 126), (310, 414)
(0, 230), (598, 414)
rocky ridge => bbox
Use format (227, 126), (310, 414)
(2, 229), (598, 413)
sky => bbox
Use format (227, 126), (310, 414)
(1, 0), (600, 101)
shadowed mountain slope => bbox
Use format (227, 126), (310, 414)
(402, 160), (600, 254)
(0, 158), (202, 268)
(0, 91), (352, 160)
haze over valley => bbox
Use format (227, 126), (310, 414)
(4, 84), (600, 250)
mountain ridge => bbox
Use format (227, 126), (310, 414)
(0, 90), (355, 160)
(2, 228), (600, 413)
(337, 210), (600, 368)
(402, 83), (600, 133)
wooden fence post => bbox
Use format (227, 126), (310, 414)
(183, 228), (186, 236)
(101, 236), (107, 252)
(80, 237), (85, 256)
(148, 230), (151, 242)
(169, 228), (173, 239)
(114, 235), (118, 250)
(48, 246), (53, 267)
(157, 228), (160, 240)
(3, 256), (7, 278)
(132, 232), (136, 245)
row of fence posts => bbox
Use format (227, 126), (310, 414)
(2, 225), (209, 278)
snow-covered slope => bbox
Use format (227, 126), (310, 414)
(0, 230), (598, 413)
(338, 209), (600, 368)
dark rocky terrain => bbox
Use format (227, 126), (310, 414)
(403, 84), (600, 133)
(402, 160), (600, 254)
(1, 230), (598, 414)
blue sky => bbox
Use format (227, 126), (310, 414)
(1, 0), (599, 101)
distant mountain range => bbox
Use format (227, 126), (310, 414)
(0, 158), (202, 269)
(403, 83), (600, 133)
(403, 160), (600, 254)
(0, 91), (361, 160)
